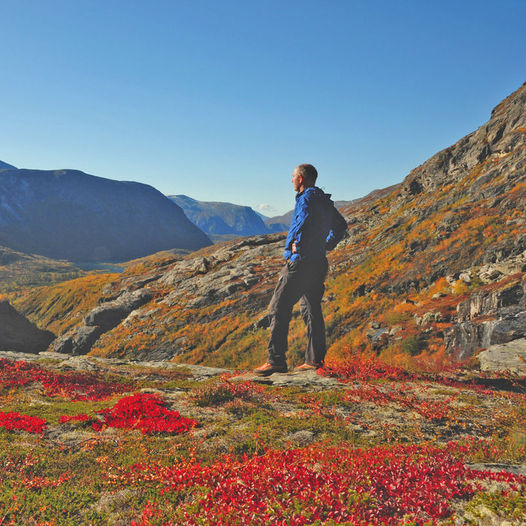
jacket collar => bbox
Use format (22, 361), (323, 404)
(296, 185), (317, 200)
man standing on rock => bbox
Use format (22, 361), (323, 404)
(254, 164), (348, 376)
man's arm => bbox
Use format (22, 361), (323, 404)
(286, 195), (312, 258)
(326, 206), (348, 251)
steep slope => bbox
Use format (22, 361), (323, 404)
(13, 82), (526, 369)
(0, 168), (212, 262)
(168, 195), (271, 240)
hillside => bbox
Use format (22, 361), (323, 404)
(0, 167), (211, 262)
(11, 82), (526, 372)
(0, 245), (84, 293)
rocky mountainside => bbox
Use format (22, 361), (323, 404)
(168, 195), (272, 241)
(0, 167), (211, 262)
(9, 82), (526, 372)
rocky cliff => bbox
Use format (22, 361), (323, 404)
(0, 167), (212, 262)
(11, 82), (526, 371)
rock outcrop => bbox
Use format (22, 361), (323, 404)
(444, 273), (526, 359)
(477, 338), (526, 374)
(51, 289), (153, 355)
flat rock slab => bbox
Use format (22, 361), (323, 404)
(168, 364), (232, 379)
(477, 338), (526, 374)
(0, 350), (43, 362)
(234, 370), (344, 389)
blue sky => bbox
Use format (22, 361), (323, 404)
(1, 1), (525, 216)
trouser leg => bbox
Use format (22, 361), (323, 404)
(267, 263), (304, 366)
(299, 259), (328, 365)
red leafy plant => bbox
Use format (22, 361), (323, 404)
(108, 441), (525, 525)
(58, 413), (92, 424)
(0, 358), (132, 401)
(0, 411), (47, 434)
(87, 393), (198, 435)
(342, 384), (456, 421)
(321, 354), (412, 382)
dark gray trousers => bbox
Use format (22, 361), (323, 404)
(267, 258), (329, 367)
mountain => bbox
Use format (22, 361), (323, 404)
(0, 160), (17, 171)
(168, 195), (271, 241)
(264, 211), (291, 233)
(0, 167), (212, 262)
(11, 82), (526, 370)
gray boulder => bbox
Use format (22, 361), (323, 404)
(477, 338), (526, 374)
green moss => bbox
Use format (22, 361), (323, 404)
(401, 334), (427, 356)
(466, 490), (526, 520)
(0, 398), (115, 425)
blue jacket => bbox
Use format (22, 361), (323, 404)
(284, 186), (348, 262)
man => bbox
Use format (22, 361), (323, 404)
(254, 164), (348, 376)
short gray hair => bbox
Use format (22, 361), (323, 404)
(295, 164), (318, 184)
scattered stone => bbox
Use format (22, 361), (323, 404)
(446, 275), (457, 285)
(287, 430), (315, 447)
(459, 271), (472, 284)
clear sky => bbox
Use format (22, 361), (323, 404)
(1, 1), (525, 216)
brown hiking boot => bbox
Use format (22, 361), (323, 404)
(294, 363), (321, 372)
(253, 362), (288, 376)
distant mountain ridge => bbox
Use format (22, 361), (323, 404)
(168, 195), (273, 241)
(0, 166), (211, 262)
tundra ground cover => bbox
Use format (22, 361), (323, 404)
(0, 354), (524, 525)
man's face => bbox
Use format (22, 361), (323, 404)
(292, 169), (303, 192)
